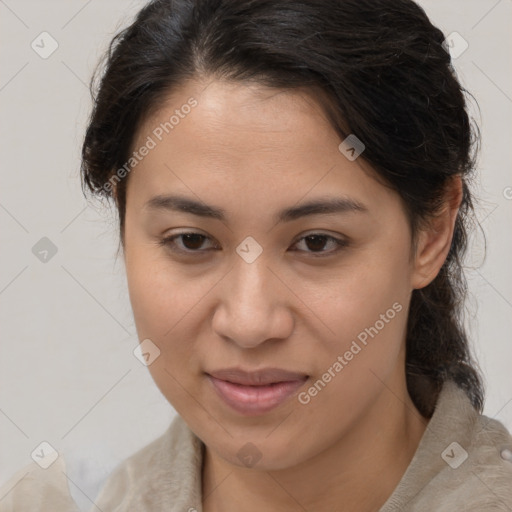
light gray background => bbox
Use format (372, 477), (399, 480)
(1, 1), (511, 510)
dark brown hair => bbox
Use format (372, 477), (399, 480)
(81, 0), (484, 417)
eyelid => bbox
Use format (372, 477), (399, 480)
(159, 230), (349, 256)
(289, 232), (348, 257)
(158, 231), (218, 253)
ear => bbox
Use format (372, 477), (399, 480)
(411, 176), (463, 290)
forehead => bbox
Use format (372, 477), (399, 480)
(125, 78), (396, 221)
(137, 78), (339, 155)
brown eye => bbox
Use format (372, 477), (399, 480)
(304, 235), (330, 252)
(290, 233), (348, 256)
(180, 233), (208, 250)
(159, 232), (217, 253)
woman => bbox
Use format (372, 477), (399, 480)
(2, 0), (511, 510)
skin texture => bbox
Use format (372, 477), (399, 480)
(120, 78), (461, 512)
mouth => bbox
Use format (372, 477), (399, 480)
(205, 368), (309, 416)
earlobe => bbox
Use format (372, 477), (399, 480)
(411, 176), (463, 290)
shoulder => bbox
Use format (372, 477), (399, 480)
(381, 380), (512, 512)
(446, 412), (512, 511)
(0, 415), (203, 512)
(428, 384), (512, 511)
(424, 414), (512, 512)
(93, 414), (204, 511)
(434, 382), (512, 509)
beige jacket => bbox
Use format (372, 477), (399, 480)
(1, 380), (511, 511)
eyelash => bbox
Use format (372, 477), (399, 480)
(158, 232), (348, 258)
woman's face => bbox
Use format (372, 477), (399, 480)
(123, 78), (425, 470)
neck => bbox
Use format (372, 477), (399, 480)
(202, 377), (428, 512)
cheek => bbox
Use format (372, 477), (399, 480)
(317, 247), (410, 339)
(305, 240), (412, 390)
(125, 250), (209, 414)
(125, 255), (170, 339)
(292, 276), (410, 447)
(125, 244), (204, 338)
(124, 246), (217, 372)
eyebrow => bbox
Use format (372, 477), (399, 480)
(143, 194), (367, 223)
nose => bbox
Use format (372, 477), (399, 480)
(211, 254), (294, 349)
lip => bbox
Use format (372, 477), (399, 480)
(206, 368), (308, 416)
